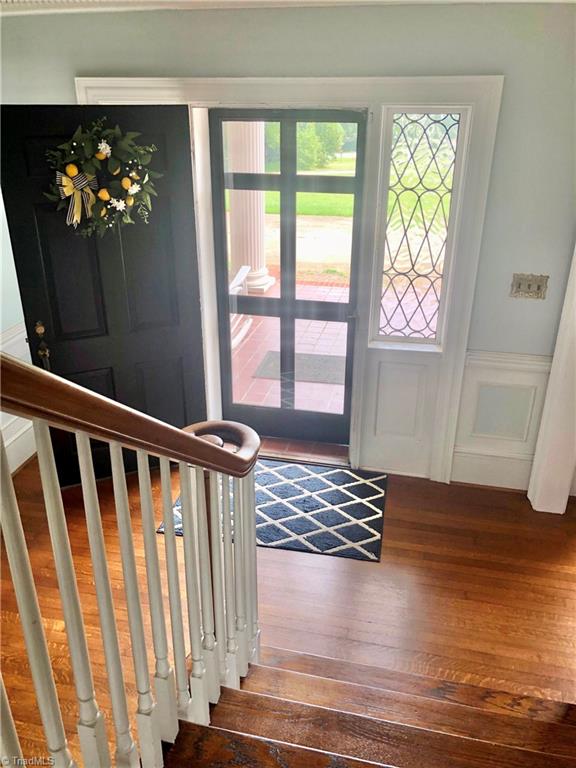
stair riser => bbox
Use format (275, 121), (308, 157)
(243, 665), (576, 758)
(212, 689), (576, 768)
(260, 646), (576, 725)
(165, 722), (390, 767)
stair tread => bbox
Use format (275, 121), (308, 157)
(212, 688), (576, 768)
(243, 664), (576, 758)
(165, 721), (390, 767)
(261, 645), (576, 725)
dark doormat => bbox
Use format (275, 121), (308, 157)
(254, 351), (346, 385)
(159, 459), (386, 563)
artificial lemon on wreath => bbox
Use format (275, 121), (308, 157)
(126, 196), (135, 207)
(95, 151), (107, 161)
(97, 188), (111, 201)
(121, 177), (132, 190)
(65, 163), (79, 177)
(100, 208), (108, 218)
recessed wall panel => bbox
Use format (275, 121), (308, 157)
(472, 383), (535, 441)
(375, 361), (425, 437)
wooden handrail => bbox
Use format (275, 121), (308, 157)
(0, 354), (260, 477)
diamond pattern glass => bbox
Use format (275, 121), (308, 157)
(380, 113), (461, 339)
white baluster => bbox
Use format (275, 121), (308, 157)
(0, 437), (76, 768)
(193, 466), (220, 703)
(137, 451), (179, 743)
(159, 458), (193, 719)
(35, 422), (111, 768)
(246, 470), (261, 661)
(208, 472), (229, 684)
(1, 672), (22, 765)
(241, 475), (256, 663)
(110, 443), (163, 768)
(232, 476), (249, 676)
(76, 433), (139, 768)
(240, 472), (260, 662)
(178, 463), (210, 724)
(221, 474), (240, 687)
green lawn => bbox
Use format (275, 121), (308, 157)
(264, 153), (355, 175)
(226, 151), (453, 223)
(264, 191), (354, 217)
(261, 153), (357, 216)
(225, 189), (354, 217)
(231, 189), (450, 222)
(318, 155), (355, 174)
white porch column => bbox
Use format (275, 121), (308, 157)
(228, 122), (275, 295)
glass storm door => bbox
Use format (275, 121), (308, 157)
(210, 108), (367, 443)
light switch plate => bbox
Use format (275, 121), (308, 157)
(510, 273), (548, 300)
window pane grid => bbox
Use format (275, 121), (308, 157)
(379, 113), (461, 340)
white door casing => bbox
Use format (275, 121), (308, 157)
(77, 76), (503, 481)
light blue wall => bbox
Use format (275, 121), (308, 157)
(1, 4), (575, 354)
(1, 195), (25, 332)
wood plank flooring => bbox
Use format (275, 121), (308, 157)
(211, 688), (576, 768)
(258, 645), (576, 723)
(260, 436), (350, 465)
(164, 721), (385, 768)
(1, 456), (575, 760)
(241, 664), (576, 757)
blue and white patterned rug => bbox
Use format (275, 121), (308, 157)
(159, 459), (386, 562)
(254, 459), (386, 561)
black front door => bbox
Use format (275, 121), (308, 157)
(210, 109), (366, 444)
(1, 105), (206, 483)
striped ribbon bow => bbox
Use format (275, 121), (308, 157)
(56, 170), (97, 228)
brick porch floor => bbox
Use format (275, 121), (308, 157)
(231, 313), (348, 414)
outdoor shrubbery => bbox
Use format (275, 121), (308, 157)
(265, 122), (350, 171)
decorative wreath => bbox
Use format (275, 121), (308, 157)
(45, 118), (161, 237)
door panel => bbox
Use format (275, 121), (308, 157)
(36, 205), (109, 340)
(1, 105), (206, 483)
(211, 108), (367, 444)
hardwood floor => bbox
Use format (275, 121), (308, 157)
(2, 457), (575, 759)
(260, 436), (350, 465)
(211, 688), (575, 768)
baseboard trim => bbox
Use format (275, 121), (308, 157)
(2, 322), (36, 472)
(451, 450), (533, 491)
(4, 419), (35, 473)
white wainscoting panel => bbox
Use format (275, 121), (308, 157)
(452, 351), (551, 489)
(1, 323), (35, 472)
(358, 348), (440, 477)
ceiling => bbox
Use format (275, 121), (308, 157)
(1, 0), (572, 16)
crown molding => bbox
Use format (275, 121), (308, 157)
(1, 0), (573, 16)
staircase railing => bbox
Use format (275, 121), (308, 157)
(0, 353), (261, 768)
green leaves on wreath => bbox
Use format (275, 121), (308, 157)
(108, 156), (122, 175)
(45, 117), (161, 237)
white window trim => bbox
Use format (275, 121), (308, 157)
(76, 75), (503, 482)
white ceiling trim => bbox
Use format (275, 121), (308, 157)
(1, 0), (573, 16)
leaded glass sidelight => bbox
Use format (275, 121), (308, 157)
(379, 113), (461, 340)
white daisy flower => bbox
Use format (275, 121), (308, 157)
(127, 183), (141, 195)
(98, 140), (112, 158)
(110, 198), (126, 211)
